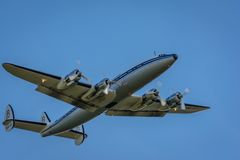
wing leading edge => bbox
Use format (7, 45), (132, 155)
(2, 63), (116, 112)
(2, 63), (91, 88)
(2, 63), (101, 111)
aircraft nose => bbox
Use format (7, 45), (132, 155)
(172, 54), (178, 60)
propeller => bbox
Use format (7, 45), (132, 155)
(76, 59), (81, 68)
(179, 88), (191, 110)
(182, 88), (190, 96)
(103, 80), (117, 94)
(154, 51), (157, 57)
(101, 79), (116, 95)
(80, 73), (90, 82)
(155, 81), (167, 106)
(75, 59), (91, 83)
(103, 81), (111, 95)
(103, 85), (110, 94)
(180, 100), (186, 110)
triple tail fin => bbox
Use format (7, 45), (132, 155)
(2, 105), (87, 145)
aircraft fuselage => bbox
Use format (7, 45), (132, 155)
(41, 54), (178, 137)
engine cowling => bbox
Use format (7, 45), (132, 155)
(81, 78), (113, 102)
(166, 92), (182, 107)
(142, 89), (159, 102)
(57, 69), (82, 90)
(130, 89), (160, 111)
(140, 89), (160, 107)
(94, 78), (111, 93)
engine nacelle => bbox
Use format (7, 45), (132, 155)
(166, 92), (182, 107)
(142, 89), (159, 102)
(94, 78), (111, 93)
(81, 78), (112, 102)
(130, 89), (160, 111)
(57, 69), (82, 90)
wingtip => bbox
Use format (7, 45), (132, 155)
(2, 63), (13, 70)
(203, 106), (211, 109)
(2, 63), (8, 68)
(200, 106), (210, 112)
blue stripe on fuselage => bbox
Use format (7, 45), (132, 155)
(41, 107), (78, 134)
(113, 55), (173, 82)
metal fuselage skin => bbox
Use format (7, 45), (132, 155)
(41, 54), (177, 137)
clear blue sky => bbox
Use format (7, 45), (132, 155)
(0, 0), (239, 160)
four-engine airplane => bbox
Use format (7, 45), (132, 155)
(2, 54), (209, 145)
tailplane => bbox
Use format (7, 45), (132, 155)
(2, 105), (87, 145)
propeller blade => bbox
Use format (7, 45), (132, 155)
(81, 74), (90, 82)
(160, 98), (166, 106)
(180, 101), (186, 110)
(182, 88), (190, 96)
(103, 84), (110, 95)
(74, 59), (91, 83)
(76, 59), (81, 68)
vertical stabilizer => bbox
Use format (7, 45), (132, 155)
(3, 105), (15, 132)
(41, 112), (51, 125)
(73, 125), (87, 145)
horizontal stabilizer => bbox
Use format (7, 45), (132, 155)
(2, 105), (87, 145)
(56, 125), (87, 145)
(2, 105), (47, 133)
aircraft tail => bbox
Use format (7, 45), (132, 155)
(41, 112), (51, 125)
(2, 105), (87, 145)
(3, 105), (15, 132)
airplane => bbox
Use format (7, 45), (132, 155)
(2, 54), (209, 145)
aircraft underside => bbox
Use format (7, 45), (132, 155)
(2, 54), (209, 145)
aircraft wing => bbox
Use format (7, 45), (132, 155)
(106, 110), (167, 117)
(56, 127), (87, 145)
(167, 103), (210, 113)
(105, 95), (210, 117)
(2, 63), (101, 111)
(2, 63), (91, 89)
